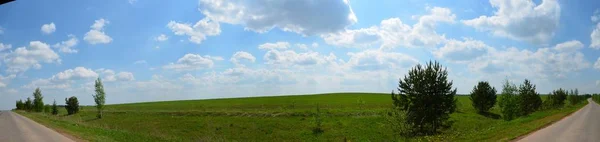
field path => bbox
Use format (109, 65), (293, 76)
(517, 99), (600, 142)
(0, 111), (73, 142)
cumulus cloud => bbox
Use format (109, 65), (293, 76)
(469, 40), (589, 79)
(258, 42), (338, 67)
(0, 74), (16, 87)
(52, 67), (98, 80)
(345, 50), (419, 71)
(163, 54), (222, 71)
(230, 51), (256, 67)
(41, 22), (56, 34)
(594, 57), (600, 70)
(4, 41), (60, 73)
(462, 0), (560, 44)
(167, 18), (220, 44)
(591, 23), (600, 49)
(23, 67), (134, 90)
(53, 35), (79, 53)
(0, 43), (11, 52)
(96, 69), (135, 82)
(84, 19), (113, 44)
(592, 9), (600, 23)
(198, 0), (357, 35)
(322, 7), (455, 49)
(433, 38), (492, 63)
(155, 34), (168, 42)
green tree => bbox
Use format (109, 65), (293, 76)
(51, 100), (59, 115)
(498, 79), (520, 121)
(544, 88), (568, 109)
(44, 104), (51, 113)
(24, 97), (33, 111)
(469, 81), (497, 113)
(65, 96), (79, 115)
(32, 88), (44, 112)
(16, 100), (24, 110)
(93, 78), (106, 119)
(518, 79), (542, 116)
(391, 61), (456, 136)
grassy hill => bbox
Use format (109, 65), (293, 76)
(17, 93), (584, 141)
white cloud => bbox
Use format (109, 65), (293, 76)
(592, 9), (600, 23)
(53, 67), (98, 80)
(296, 44), (308, 50)
(594, 57), (600, 70)
(53, 35), (79, 53)
(41, 22), (56, 34)
(96, 68), (135, 82)
(4, 41), (61, 73)
(134, 60), (147, 64)
(167, 18), (220, 44)
(462, 0), (560, 44)
(322, 7), (455, 49)
(258, 42), (290, 50)
(163, 54), (221, 71)
(591, 23), (600, 49)
(0, 43), (11, 52)
(345, 50), (419, 71)
(0, 74), (16, 87)
(469, 40), (590, 79)
(155, 34), (168, 42)
(198, 0), (357, 35)
(230, 51), (256, 67)
(129, 0), (137, 4)
(84, 19), (113, 44)
(433, 38), (492, 63)
(311, 42), (319, 48)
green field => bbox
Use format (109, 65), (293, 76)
(17, 93), (585, 141)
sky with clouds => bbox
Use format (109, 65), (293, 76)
(1, 0), (600, 109)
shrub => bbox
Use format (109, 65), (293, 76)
(498, 80), (520, 121)
(51, 100), (59, 115)
(65, 96), (80, 115)
(44, 104), (51, 113)
(544, 88), (567, 109)
(391, 61), (456, 136)
(16, 100), (24, 110)
(33, 88), (44, 112)
(312, 104), (324, 135)
(469, 81), (497, 113)
(518, 79), (542, 116)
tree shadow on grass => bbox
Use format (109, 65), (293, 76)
(478, 111), (501, 119)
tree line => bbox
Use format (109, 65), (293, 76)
(388, 61), (592, 137)
(14, 78), (107, 119)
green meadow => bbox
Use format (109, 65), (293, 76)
(17, 93), (585, 141)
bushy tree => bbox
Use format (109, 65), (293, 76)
(65, 96), (79, 115)
(16, 100), (24, 110)
(498, 80), (520, 121)
(51, 100), (59, 115)
(518, 79), (542, 116)
(544, 88), (568, 109)
(568, 89), (584, 105)
(93, 78), (106, 119)
(469, 81), (497, 113)
(33, 88), (44, 112)
(25, 97), (33, 111)
(391, 61), (456, 136)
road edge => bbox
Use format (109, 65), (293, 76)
(510, 101), (590, 141)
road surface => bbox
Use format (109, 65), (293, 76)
(0, 111), (73, 142)
(518, 99), (600, 142)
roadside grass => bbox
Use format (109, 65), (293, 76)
(16, 93), (586, 141)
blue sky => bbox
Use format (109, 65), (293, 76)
(1, 0), (600, 109)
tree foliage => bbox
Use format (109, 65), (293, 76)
(16, 100), (24, 110)
(544, 88), (568, 109)
(469, 81), (497, 113)
(568, 89), (585, 105)
(391, 61), (456, 136)
(33, 88), (44, 112)
(498, 80), (520, 121)
(65, 96), (80, 115)
(52, 100), (59, 115)
(24, 97), (33, 111)
(518, 80), (542, 116)
(93, 78), (106, 119)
